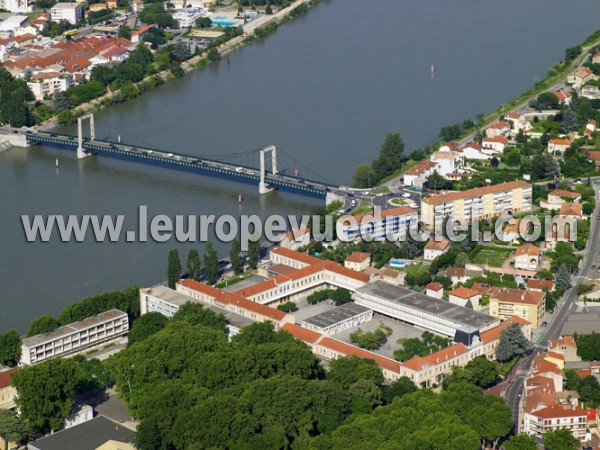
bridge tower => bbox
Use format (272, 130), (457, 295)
(259, 145), (277, 195)
(76, 113), (95, 159)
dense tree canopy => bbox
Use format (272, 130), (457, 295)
(0, 330), (21, 367)
(575, 332), (600, 361)
(0, 66), (34, 127)
(26, 315), (59, 337)
(57, 286), (140, 325)
(495, 323), (531, 363)
(128, 312), (168, 346)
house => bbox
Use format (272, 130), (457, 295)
(527, 279), (555, 293)
(481, 136), (508, 154)
(485, 121), (510, 138)
(27, 70), (73, 100)
(430, 151), (463, 177)
(547, 139), (571, 154)
(448, 286), (481, 310)
(100, 45), (129, 63)
(439, 141), (459, 152)
(425, 282), (443, 299)
(504, 110), (531, 133)
(131, 23), (157, 44)
(344, 252), (371, 272)
(588, 150), (600, 166)
(552, 90), (573, 106)
(514, 244), (541, 271)
(489, 287), (546, 328)
(593, 52), (600, 64)
(569, 67), (594, 86)
(560, 202), (583, 219)
(280, 226), (310, 251)
(525, 404), (588, 441)
(445, 266), (483, 285)
(584, 119), (596, 137)
(547, 189), (581, 204)
(64, 404), (94, 429)
(548, 336), (580, 363)
(499, 218), (522, 244)
(172, 9), (204, 28)
(379, 268), (405, 286)
(424, 237), (451, 261)
(458, 142), (489, 160)
(403, 160), (437, 187)
(0, 367), (17, 409)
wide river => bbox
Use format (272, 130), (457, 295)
(2, 0), (600, 332)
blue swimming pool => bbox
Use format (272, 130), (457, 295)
(212, 20), (236, 27)
(389, 259), (406, 268)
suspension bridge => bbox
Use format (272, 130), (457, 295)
(0, 114), (348, 201)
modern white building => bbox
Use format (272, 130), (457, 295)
(171, 9), (203, 27)
(301, 303), (373, 336)
(0, 0), (33, 13)
(20, 309), (128, 365)
(0, 15), (28, 32)
(336, 206), (418, 243)
(27, 71), (73, 100)
(50, 2), (82, 25)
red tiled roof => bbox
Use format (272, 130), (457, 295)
(515, 243), (540, 257)
(553, 91), (572, 101)
(588, 151), (600, 161)
(480, 317), (530, 344)
(488, 121), (509, 129)
(490, 287), (545, 306)
(404, 160), (437, 176)
(449, 286), (479, 299)
(482, 136), (508, 144)
(0, 368), (16, 390)
(548, 189), (580, 200)
(426, 282), (443, 291)
(319, 336), (401, 373)
(402, 343), (468, 371)
(532, 404), (588, 419)
(218, 292), (287, 321)
(546, 351), (565, 361)
(548, 336), (576, 350)
(271, 247), (320, 266)
(323, 260), (370, 283)
(424, 237), (450, 252)
(548, 139), (572, 146)
(422, 180), (529, 206)
(132, 23), (157, 37)
(560, 202), (583, 217)
(178, 278), (223, 298)
(527, 279), (555, 291)
(345, 252), (370, 263)
(281, 323), (322, 344)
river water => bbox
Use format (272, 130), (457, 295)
(2, 0), (600, 332)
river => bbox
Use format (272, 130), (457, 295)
(2, 0), (600, 332)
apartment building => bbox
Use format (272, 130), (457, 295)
(27, 71), (73, 100)
(514, 244), (541, 271)
(489, 288), (546, 328)
(50, 2), (82, 25)
(526, 405), (588, 441)
(20, 309), (128, 365)
(336, 206), (418, 242)
(0, 367), (17, 409)
(420, 180), (532, 226)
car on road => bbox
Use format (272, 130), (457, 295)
(541, 321), (548, 327)
(403, 193), (411, 198)
(351, 199), (356, 207)
(235, 167), (243, 173)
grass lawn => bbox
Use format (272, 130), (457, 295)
(372, 186), (391, 194)
(499, 356), (520, 378)
(470, 245), (514, 267)
(390, 198), (407, 206)
(351, 200), (373, 216)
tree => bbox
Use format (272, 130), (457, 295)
(207, 47), (220, 62)
(52, 90), (70, 111)
(555, 264), (571, 290)
(128, 312), (168, 346)
(371, 133), (404, 181)
(0, 410), (33, 450)
(0, 331), (21, 367)
(331, 287), (352, 305)
(203, 242), (219, 285)
(352, 164), (374, 188)
(495, 323), (531, 362)
(171, 302), (226, 331)
(118, 24), (132, 39)
(171, 43), (191, 62)
(349, 329), (387, 350)
(247, 238), (260, 270)
(195, 17), (212, 28)
(348, 379), (381, 415)
(327, 356), (384, 389)
(381, 377), (417, 404)
(503, 434), (538, 450)
(26, 315), (59, 337)
(167, 249), (182, 289)
(454, 252), (468, 268)
(560, 108), (579, 133)
(230, 240), (242, 275)
(490, 156), (500, 167)
(277, 301), (297, 313)
(544, 153), (560, 179)
(531, 92), (559, 110)
(12, 358), (82, 433)
(186, 248), (201, 281)
(427, 170), (446, 190)
(543, 428), (580, 450)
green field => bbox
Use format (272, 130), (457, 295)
(470, 246), (514, 267)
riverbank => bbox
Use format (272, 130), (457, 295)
(33, 0), (320, 131)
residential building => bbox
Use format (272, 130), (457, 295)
(379, 267), (405, 286)
(336, 206), (418, 242)
(0, 0), (33, 12)
(131, 23), (156, 43)
(445, 266), (483, 285)
(27, 71), (73, 100)
(489, 288), (545, 328)
(301, 303), (373, 336)
(560, 202), (583, 219)
(280, 226), (310, 251)
(172, 9), (204, 28)
(420, 180), (532, 225)
(423, 237), (451, 261)
(403, 160), (437, 187)
(439, 141), (459, 152)
(458, 142), (489, 160)
(64, 404), (93, 429)
(50, 3), (82, 25)
(505, 110), (531, 133)
(486, 121), (510, 138)
(552, 90), (573, 106)
(425, 282), (444, 299)
(0, 367), (17, 409)
(514, 244), (541, 271)
(527, 279), (555, 293)
(355, 281), (499, 342)
(481, 136), (508, 154)
(525, 404), (588, 441)
(569, 67), (594, 86)
(448, 286), (481, 310)
(584, 119), (597, 137)
(344, 252), (371, 271)
(20, 309), (128, 365)
(430, 151), (463, 177)
(547, 189), (581, 204)
(588, 150), (600, 166)
(547, 139), (571, 154)
(548, 336), (580, 363)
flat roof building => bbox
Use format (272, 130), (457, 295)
(20, 309), (128, 365)
(301, 303), (372, 336)
(50, 2), (82, 25)
(355, 281), (499, 343)
(561, 312), (600, 336)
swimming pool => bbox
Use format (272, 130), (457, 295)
(389, 259), (406, 268)
(212, 20), (236, 27)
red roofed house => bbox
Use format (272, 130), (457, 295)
(584, 119), (597, 137)
(448, 286), (481, 310)
(280, 226), (310, 251)
(514, 244), (541, 271)
(131, 23), (157, 44)
(486, 121), (510, 138)
(425, 282), (443, 299)
(458, 142), (489, 160)
(548, 336), (580, 363)
(424, 237), (451, 261)
(547, 189), (581, 205)
(403, 160), (438, 187)
(527, 278), (555, 293)
(588, 150), (600, 166)
(0, 367), (17, 409)
(553, 90), (573, 106)
(525, 404), (588, 441)
(569, 66), (594, 86)
(560, 202), (583, 219)
(481, 135), (508, 154)
(489, 287), (546, 328)
(547, 139), (571, 154)
(27, 70), (73, 100)
(344, 252), (371, 272)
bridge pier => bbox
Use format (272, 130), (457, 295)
(77, 113), (95, 159)
(259, 145), (277, 195)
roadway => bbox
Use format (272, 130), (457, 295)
(503, 182), (600, 431)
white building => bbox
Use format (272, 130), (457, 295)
(171, 9), (203, 27)
(424, 237), (451, 261)
(27, 71), (73, 100)
(301, 303), (373, 336)
(20, 309), (128, 365)
(448, 286), (481, 310)
(336, 206), (418, 243)
(50, 3), (82, 25)
(430, 151), (463, 177)
(403, 160), (437, 187)
(481, 136), (508, 154)
(0, 0), (33, 12)
(0, 15), (28, 32)
(458, 142), (489, 160)
(514, 243), (541, 271)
